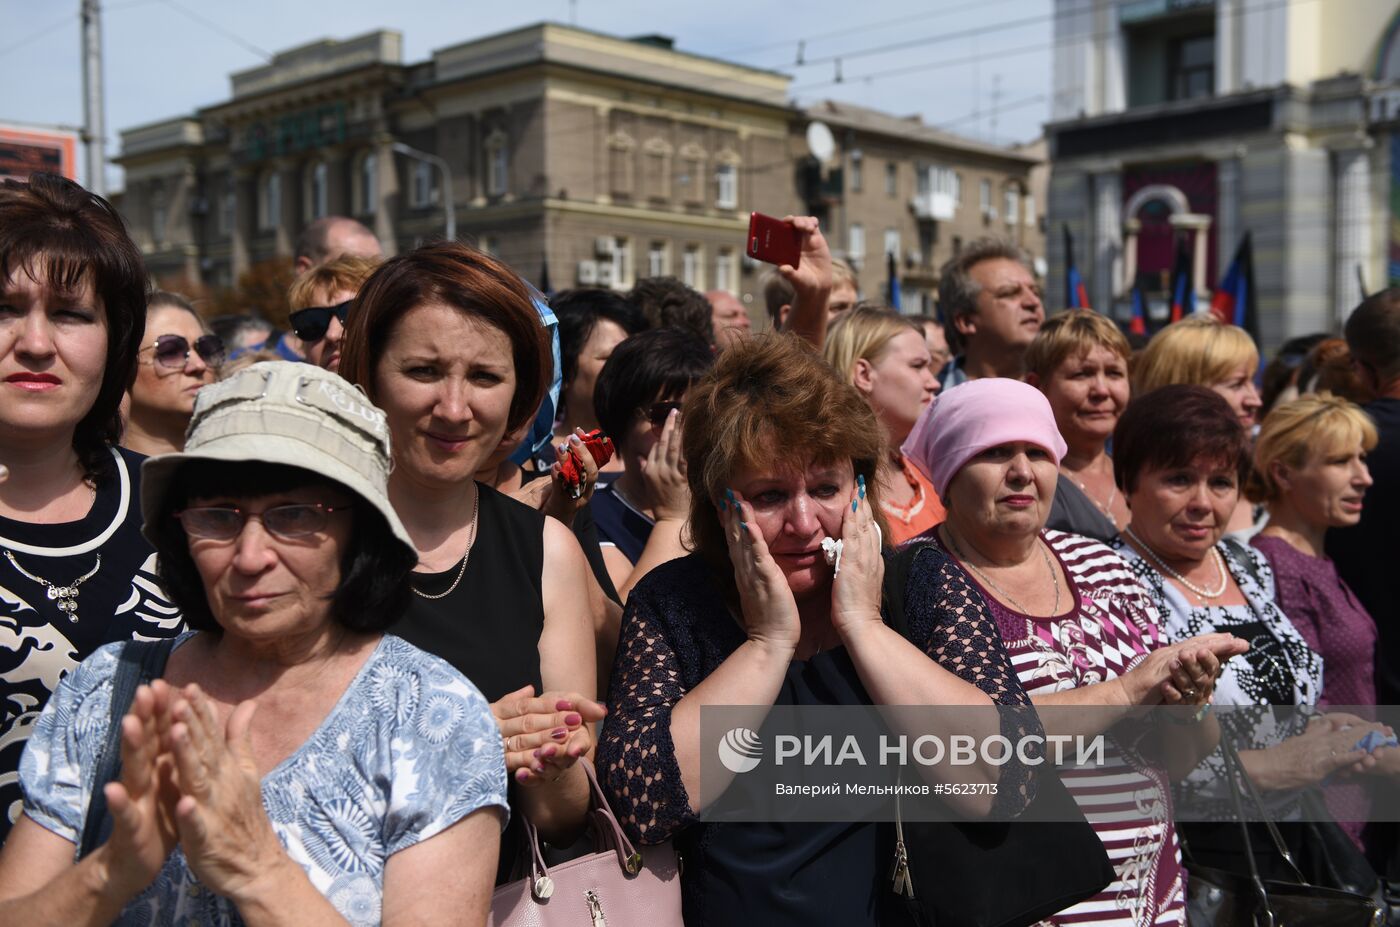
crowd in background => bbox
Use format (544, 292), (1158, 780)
(2, 170), (1400, 926)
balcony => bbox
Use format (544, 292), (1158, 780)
(910, 191), (955, 221)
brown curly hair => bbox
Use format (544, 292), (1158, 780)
(682, 332), (887, 579)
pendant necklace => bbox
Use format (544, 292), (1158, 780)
(4, 550), (102, 622)
(1123, 525), (1228, 599)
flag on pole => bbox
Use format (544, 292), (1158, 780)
(886, 250), (902, 311)
(1129, 284), (1148, 336)
(1210, 232), (1257, 341)
(1169, 236), (1195, 323)
(1064, 224), (1090, 310)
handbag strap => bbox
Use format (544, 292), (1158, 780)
(520, 758), (644, 888)
(1219, 733), (1307, 884)
(78, 637), (176, 859)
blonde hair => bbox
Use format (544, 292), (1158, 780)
(822, 306), (922, 384)
(1024, 309), (1132, 381)
(1245, 392), (1379, 504)
(1134, 316), (1259, 394)
(287, 254), (381, 311)
(830, 257), (858, 292)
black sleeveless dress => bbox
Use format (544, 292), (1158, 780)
(392, 482), (545, 704)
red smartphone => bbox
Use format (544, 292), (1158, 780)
(747, 212), (801, 268)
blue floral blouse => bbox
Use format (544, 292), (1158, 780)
(19, 632), (509, 926)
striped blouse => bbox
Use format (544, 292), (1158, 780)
(917, 528), (1185, 927)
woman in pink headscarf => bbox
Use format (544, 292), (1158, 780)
(903, 378), (1249, 925)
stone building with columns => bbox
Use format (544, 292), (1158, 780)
(114, 23), (1044, 322)
(1044, 0), (1399, 348)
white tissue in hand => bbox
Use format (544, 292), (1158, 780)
(821, 537), (844, 575)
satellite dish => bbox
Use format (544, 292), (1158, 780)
(805, 121), (836, 165)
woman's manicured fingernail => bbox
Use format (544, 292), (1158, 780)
(725, 488), (736, 504)
(858, 474), (866, 499)
(552, 728), (568, 740)
(739, 521), (748, 531)
(565, 712), (582, 726)
(852, 498), (858, 512)
(516, 768), (531, 782)
(533, 749), (541, 758)
(556, 699), (572, 710)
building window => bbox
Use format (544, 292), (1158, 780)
(647, 241), (668, 278)
(682, 245), (703, 289)
(610, 236), (631, 289)
(356, 151), (377, 216)
(479, 235), (498, 257)
(151, 187), (167, 247)
(849, 149), (863, 193)
(979, 179), (993, 218)
(1169, 34), (1215, 101)
(680, 146), (705, 204)
(643, 140), (671, 200)
(716, 248), (735, 293)
(715, 163), (737, 209)
(218, 180), (235, 236)
(410, 159), (434, 208)
(609, 135), (635, 196)
(1024, 193), (1036, 228)
(884, 229), (901, 259)
(886, 162), (897, 196)
(918, 165), (960, 203)
(305, 161), (328, 221)
(848, 223), (865, 264)
(486, 130), (509, 197)
(257, 170), (280, 231)
(1004, 187), (1020, 225)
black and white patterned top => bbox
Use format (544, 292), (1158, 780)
(0, 447), (183, 840)
(1112, 538), (1322, 818)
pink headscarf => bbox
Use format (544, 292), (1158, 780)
(902, 378), (1068, 498)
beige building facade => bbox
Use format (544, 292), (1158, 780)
(115, 23), (1043, 322)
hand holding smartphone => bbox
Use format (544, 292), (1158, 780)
(747, 212), (802, 269)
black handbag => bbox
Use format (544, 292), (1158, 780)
(881, 541), (1115, 927)
(1183, 733), (1382, 927)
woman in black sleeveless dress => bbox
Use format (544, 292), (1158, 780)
(339, 242), (605, 874)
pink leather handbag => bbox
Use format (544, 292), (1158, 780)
(488, 759), (684, 927)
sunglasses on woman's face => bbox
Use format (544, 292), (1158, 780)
(644, 400), (684, 427)
(145, 333), (225, 370)
(290, 300), (352, 343)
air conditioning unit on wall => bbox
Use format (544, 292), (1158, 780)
(594, 237), (616, 258)
(577, 261), (599, 285)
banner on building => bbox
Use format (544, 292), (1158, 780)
(0, 124), (79, 182)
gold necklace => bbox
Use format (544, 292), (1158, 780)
(1061, 467), (1119, 521)
(943, 527), (1060, 617)
(411, 487), (480, 600)
(1123, 525), (1228, 599)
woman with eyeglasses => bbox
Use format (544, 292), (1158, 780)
(285, 254), (380, 373)
(0, 173), (183, 843)
(122, 291), (223, 456)
(590, 327), (715, 601)
(0, 362), (507, 925)
(338, 242), (607, 882)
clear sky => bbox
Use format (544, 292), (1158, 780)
(0, 0), (1054, 190)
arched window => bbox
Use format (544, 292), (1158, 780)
(257, 170), (281, 231)
(356, 151), (377, 216)
(486, 130), (509, 197)
(305, 161), (328, 221)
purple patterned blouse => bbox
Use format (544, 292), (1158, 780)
(1250, 534), (1378, 708)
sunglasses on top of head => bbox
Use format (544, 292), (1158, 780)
(290, 300), (352, 343)
(143, 333), (225, 370)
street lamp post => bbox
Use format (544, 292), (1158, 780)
(391, 142), (455, 242)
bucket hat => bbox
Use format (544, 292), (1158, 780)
(141, 361), (413, 557)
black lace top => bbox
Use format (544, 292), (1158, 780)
(598, 548), (1037, 924)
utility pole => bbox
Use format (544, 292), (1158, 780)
(81, 0), (106, 195)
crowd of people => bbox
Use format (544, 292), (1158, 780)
(1, 169), (1399, 926)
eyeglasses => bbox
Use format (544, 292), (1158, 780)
(290, 300), (352, 343)
(174, 502), (350, 541)
(644, 400), (684, 427)
(143, 333), (225, 370)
